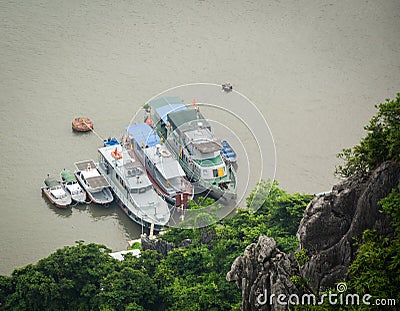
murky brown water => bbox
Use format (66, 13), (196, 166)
(1, 0), (399, 275)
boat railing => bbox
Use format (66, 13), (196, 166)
(109, 178), (163, 224)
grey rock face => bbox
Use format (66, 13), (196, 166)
(226, 236), (299, 311)
(140, 234), (192, 256)
(140, 234), (175, 256)
(298, 161), (399, 291)
(227, 161), (400, 310)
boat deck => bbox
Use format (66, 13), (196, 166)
(75, 160), (110, 188)
(75, 160), (97, 171)
(86, 175), (110, 188)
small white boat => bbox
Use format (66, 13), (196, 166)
(74, 160), (113, 205)
(60, 169), (87, 203)
(221, 140), (237, 164)
(42, 176), (72, 208)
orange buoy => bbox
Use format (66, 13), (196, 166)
(72, 117), (93, 132)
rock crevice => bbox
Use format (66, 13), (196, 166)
(227, 161), (400, 310)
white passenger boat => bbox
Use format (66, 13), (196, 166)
(125, 123), (193, 207)
(97, 143), (170, 232)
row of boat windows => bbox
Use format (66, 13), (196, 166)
(116, 173), (150, 193)
(169, 134), (226, 179)
(98, 153), (152, 195)
(186, 156), (225, 179)
(203, 168), (225, 178)
(176, 152), (225, 180)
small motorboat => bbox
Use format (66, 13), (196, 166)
(104, 137), (120, 147)
(222, 82), (233, 92)
(72, 117), (93, 132)
(74, 160), (113, 205)
(221, 140), (237, 164)
(60, 169), (87, 203)
(42, 175), (72, 208)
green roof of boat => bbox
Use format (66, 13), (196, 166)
(61, 170), (76, 183)
(193, 155), (224, 166)
(168, 109), (210, 130)
(45, 177), (60, 188)
(148, 96), (184, 109)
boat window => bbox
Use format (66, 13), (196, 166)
(139, 187), (146, 193)
(130, 188), (138, 193)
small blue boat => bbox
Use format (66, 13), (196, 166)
(104, 137), (120, 147)
(221, 140), (237, 164)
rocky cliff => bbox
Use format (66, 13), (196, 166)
(141, 234), (192, 256)
(227, 161), (400, 310)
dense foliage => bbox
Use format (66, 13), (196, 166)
(297, 94), (400, 310)
(346, 185), (400, 310)
(0, 182), (311, 310)
(335, 93), (400, 178)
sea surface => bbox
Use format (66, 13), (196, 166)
(1, 0), (399, 275)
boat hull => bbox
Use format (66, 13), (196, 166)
(63, 183), (87, 203)
(41, 187), (72, 208)
(97, 161), (168, 230)
(87, 188), (113, 205)
(114, 196), (163, 232)
(128, 145), (193, 207)
(74, 171), (113, 205)
(71, 193), (87, 203)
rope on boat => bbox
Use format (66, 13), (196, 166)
(83, 121), (104, 142)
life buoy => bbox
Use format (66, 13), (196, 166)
(111, 151), (122, 159)
(111, 147), (122, 159)
(160, 149), (170, 157)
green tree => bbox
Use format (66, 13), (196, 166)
(346, 186), (400, 309)
(1, 242), (117, 311)
(97, 267), (156, 310)
(335, 93), (400, 177)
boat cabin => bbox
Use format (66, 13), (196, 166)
(98, 144), (152, 194)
